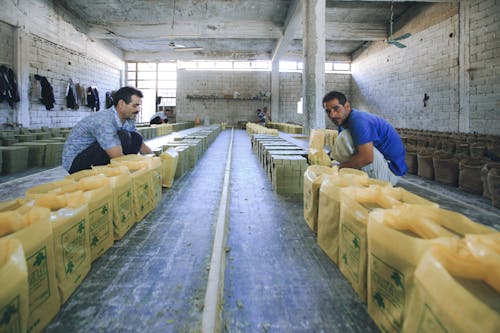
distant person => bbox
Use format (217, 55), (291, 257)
(62, 86), (153, 174)
(323, 90), (407, 185)
(256, 108), (266, 125)
(150, 109), (169, 125)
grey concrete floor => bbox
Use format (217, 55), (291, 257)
(223, 130), (378, 332)
(0, 128), (498, 333)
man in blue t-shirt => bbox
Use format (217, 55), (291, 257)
(323, 91), (407, 185)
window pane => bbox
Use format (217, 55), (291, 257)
(138, 62), (156, 71)
(137, 80), (156, 89)
(127, 63), (136, 71)
(127, 71), (136, 79)
(137, 72), (157, 80)
(158, 72), (177, 80)
(252, 61), (269, 69)
(178, 61), (197, 69)
(333, 62), (350, 71)
(158, 62), (177, 71)
(198, 61), (215, 69)
(280, 61), (297, 70)
(158, 89), (176, 97)
(157, 81), (176, 89)
(216, 61), (233, 69)
(127, 80), (136, 87)
(234, 61), (251, 69)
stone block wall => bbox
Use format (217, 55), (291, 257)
(0, 21), (16, 124)
(176, 70), (271, 125)
(350, 1), (499, 135)
(279, 72), (351, 128)
(1, 0), (124, 128)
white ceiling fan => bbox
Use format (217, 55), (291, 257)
(168, 0), (203, 52)
(168, 41), (203, 52)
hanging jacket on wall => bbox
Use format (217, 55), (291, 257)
(105, 91), (114, 109)
(66, 78), (78, 110)
(76, 83), (86, 106)
(93, 87), (100, 111)
(86, 86), (96, 110)
(34, 74), (55, 110)
(0, 65), (20, 107)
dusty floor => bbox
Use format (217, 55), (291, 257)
(0, 128), (498, 332)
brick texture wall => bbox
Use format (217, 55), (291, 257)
(351, 1), (499, 135)
(28, 34), (121, 128)
(0, 21), (15, 124)
(468, 0), (499, 135)
(2, 0), (124, 128)
(176, 70), (271, 125)
(279, 72), (351, 128)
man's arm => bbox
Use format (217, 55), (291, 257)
(339, 142), (374, 169)
(140, 142), (153, 155)
(105, 145), (124, 159)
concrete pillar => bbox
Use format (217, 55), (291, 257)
(14, 27), (30, 127)
(458, 1), (470, 133)
(302, 0), (325, 135)
(271, 59), (280, 122)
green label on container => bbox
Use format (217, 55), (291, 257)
(341, 224), (361, 283)
(0, 295), (21, 333)
(89, 203), (110, 248)
(416, 304), (447, 333)
(61, 219), (87, 278)
(370, 253), (405, 332)
(118, 189), (133, 226)
(27, 246), (50, 310)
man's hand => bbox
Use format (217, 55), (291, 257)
(140, 142), (153, 155)
(339, 142), (374, 169)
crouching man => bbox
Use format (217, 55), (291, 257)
(62, 86), (153, 174)
(323, 91), (407, 185)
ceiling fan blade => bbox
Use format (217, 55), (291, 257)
(388, 40), (407, 48)
(393, 33), (412, 41)
(173, 47), (204, 52)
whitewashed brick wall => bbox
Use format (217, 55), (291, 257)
(28, 34), (121, 128)
(351, 1), (499, 135)
(0, 21), (15, 124)
(176, 70), (271, 125)
(468, 0), (499, 135)
(2, 0), (124, 129)
(279, 72), (351, 128)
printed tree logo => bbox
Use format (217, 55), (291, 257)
(391, 271), (403, 288)
(77, 222), (85, 234)
(66, 261), (74, 274)
(353, 237), (360, 249)
(34, 252), (46, 267)
(342, 253), (348, 264)
(101, 205), (108, 215)
(0, 304), (17, 325)
(91, 236), (99, 247)
(373, 292), (385, 309)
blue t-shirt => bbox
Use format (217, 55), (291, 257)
(62, 107), (137, 171)
(339, 109), (408, 176)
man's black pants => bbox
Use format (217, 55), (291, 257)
(68, 129), (143, 174)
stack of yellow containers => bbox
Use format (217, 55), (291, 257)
(306, 161), (500, 333)
(367, 205), (497, 332)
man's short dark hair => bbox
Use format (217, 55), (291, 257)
(112, 86), (143, 107)
(322, 91), (347, 106)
